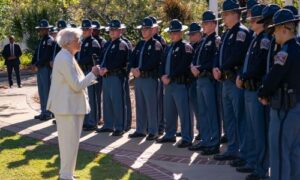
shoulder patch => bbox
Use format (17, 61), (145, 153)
(185, 44), (193, 54)
(119, 41), (128, 51)
(92, 40), (100, 48)
(160, 38), (167, 46)
(260, 38), (270, 50)
(236, 31), (246, 42)
(155, 41), (162, 51)
(47, 39), (53, 46)
(274, 51), (288, 66)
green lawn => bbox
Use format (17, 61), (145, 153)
(0, 129), (150, 180)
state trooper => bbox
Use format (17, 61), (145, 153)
(213, 0), (251, 164)
(128, 17), (163, 141)
(148, 16), (167, 135)
(51, 19), (68, 125)
(156, 19), (194, 148)
(242, 0), (258, 37)
(235, 4), (270, 179)
(31, 19), (55, 121)
(120, 23), (132, 132)
(258, 9), (300, 180)
(77, 19), (101, 131)
(92, 20), (107, 126)
(51, 20), (68, 66)
(185, 22), (203, 141)
(189, 10), (220, 155)
(96, 20), (129, 136)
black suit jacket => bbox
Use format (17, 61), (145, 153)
(2, 43), (22, 66)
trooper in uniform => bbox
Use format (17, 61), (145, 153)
(148, 16), (167, 135)
(120, 23), (132, 132)
(92, 20), (107, 125)
(258, 9), (300, 180)
(189, 10), (220, 155)
(96, 20), (129, 136)
(77, 19), (101, 131)
(213, 0), (251, 163)
(31, 19), (54, 121)
(2, 35), (22, 88)
(156, 19), (194, 148)
(51, 19), (68, 125)
(149, 16), (167, 49)
(128, 17), (163, 141)
(186, 22), (203, 141)
(235, 4), (270, 179)
(242, 0), (258, 38)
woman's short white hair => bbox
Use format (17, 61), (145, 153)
(56, 28), (82, 48)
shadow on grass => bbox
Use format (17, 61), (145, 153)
(0, 130), (149, 180)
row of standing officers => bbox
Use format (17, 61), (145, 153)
(31, 0), (300, 179)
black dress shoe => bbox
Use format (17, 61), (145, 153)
(236, 166), (254, 173)
(246, 173), (268, 180)
(34, 114), (42, 120)
(112, 130), (124, 136)
(146, 134), (158, 141)
(177, 140), (192, 148)
(201, 146), (220, 155)
(214, 154), (237, 161)
(96, 128), (114, 133)
(129, 132), (146, 138)
(188, 143), (208, 151)
(156, 136), (176, 143)
(220, 135), (228, 144)
(83, 126), (97, 131)
(176, 132), (182, 137)
(18, 84), (22, 88)
(39, 114), (53, 121)
(230, 158), (246, 167)
(194, 133), (201, 141)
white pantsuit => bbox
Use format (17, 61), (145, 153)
(47, 48), (96, 180)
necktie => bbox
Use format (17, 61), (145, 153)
(242, 35), (257, 73)
(196, 37), (207, 66)
(100, 42), (113, 67)
(165, 45), (173, 75)
(219, 31), (230, 68)
(138, 41), (146, 68)
(10, 44), (14, 56)
(266, 37), (275, 74)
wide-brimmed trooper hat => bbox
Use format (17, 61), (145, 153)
(35, 19), (53, 29)
(164, 19), (188, 33)
(268, 9), (300, 28)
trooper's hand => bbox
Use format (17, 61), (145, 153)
(191, 66), (200, 77)
(258, 97), (269, 105)
(236, 75), (243, 89)
(213, 68), (221, 80)
(161, 75), (170, 85)
(92, 65), (100, 76)
(99, 67), (108, 76)
(131, 68), (140, 78)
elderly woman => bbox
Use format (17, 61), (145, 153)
(47, 28), (99, 180)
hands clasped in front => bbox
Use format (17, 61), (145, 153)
(91, 65), (108, 77)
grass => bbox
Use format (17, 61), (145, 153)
(0, 129), (150, 180)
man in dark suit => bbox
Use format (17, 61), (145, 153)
(2, 35), (22, 88)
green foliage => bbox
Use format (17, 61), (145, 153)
(0, 52), (32, 70)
